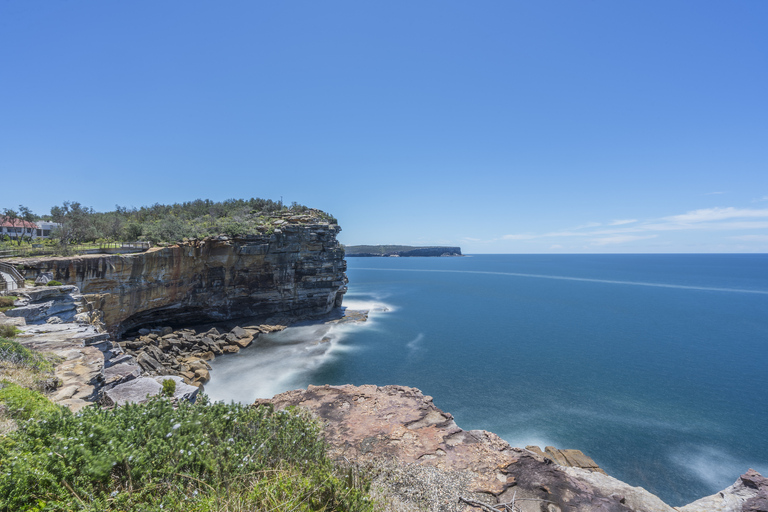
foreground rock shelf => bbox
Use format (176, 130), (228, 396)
(260, 384), (768, 512)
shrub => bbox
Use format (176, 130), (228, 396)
(0, 337), (55, 372)
(46, 280), (63, 286)
(0, 396), (373, 511)
(0, 296), (16, 311)
(0, 325), (20, 339)
(161, 378), (176, 397)
(0, 383), (64, 421)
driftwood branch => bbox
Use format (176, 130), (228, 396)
(460, 491), (556, 512)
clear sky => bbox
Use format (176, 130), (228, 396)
(2, 1), (766, 253)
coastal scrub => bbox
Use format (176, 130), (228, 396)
(0, 393), (373, 511)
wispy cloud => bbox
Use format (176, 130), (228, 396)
(664, 207), (768, 223)
(590, 235), (657, 246)
(574, 222), (601, 229)
(502, 234), (538, 240)
(754, 196), (768, 203)
(498, 206), (768, 248)
(729, 235), (768, 242)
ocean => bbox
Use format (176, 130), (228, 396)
(205, 254), (768, 506)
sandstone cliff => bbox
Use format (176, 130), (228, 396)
(17, 218), (347, 335)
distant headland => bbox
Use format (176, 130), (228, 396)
(344, 245), (462, 257)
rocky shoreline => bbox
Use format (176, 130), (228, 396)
(261, 384), (768, 512)
(3, 288), (767, 510)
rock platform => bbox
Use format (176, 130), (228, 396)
(262, 384), (767, 512)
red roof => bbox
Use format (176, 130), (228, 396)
(0, 217), (38, 229)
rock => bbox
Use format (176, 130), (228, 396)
(193, 368), (210, 382)
(102, 376), (198, 406)
(35, 272), (54, 285)
(103, 362), (142, 388)
(138, 328), (151, 335)
(230, 326), (248, 338)
(18, 322), (107, 410)
(679, 469), (768, 512)
(264, 384), (676, 512)
(223, 345), (239, 354)
(231, 335), (254, 348)
(15, 226), (347, 336)
(160, 326), (173, 336)
(46, 316), (63, 324)
(137, 352), (165, 373)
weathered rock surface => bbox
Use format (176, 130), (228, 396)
(262, 384), (676, 512)
(16, 216), (347, 335)
(17, 323), (116, 411)
(102, 376), (199, 407)
(117, 323), (276, 386)
(5, 285), (84, 324)
(679, 469), (768, 512)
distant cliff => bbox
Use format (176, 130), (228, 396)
(345, 245), (462, 257)
(16, 215), (347, 336)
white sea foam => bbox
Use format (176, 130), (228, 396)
(500, 432), (561, 451)
(669, 445), (768, 491)
(205, 300), (393, 403)
(353, 268), (768, 295)
(406, 333), (424, 351)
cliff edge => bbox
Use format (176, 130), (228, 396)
(15, 216), (347, 335)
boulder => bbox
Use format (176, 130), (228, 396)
(137, 352), (164, 373)
(103, 376), (198, 406)
(230, 326), (248, 338)
(35, 272), (54, 285)
(679, 469), (768, 512)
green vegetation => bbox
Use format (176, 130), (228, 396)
(162, 378), (176, 397)
(0, 392), (372, 512)
(0, 337), (57, 375)
(0, 335), (372, 511)
(46, 280), (62, 287)
(1, 199), (337, 252)
(0, 296), (16, 313)
(0, 325), (21, 339)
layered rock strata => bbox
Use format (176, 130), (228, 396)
(116, 323), (286, 387)
(16, 218), (347, 335)
(6, 286), (198, 411)
(261, 384), (766, 512)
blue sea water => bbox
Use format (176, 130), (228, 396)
(206, 254), (768, 506)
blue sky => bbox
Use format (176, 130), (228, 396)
(1, 1), (766, 253)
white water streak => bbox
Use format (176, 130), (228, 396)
(353, 268), (768, 295)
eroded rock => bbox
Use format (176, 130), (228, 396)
(263, 384), (677, 512)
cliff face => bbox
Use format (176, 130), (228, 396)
(22, 221), (347, 335)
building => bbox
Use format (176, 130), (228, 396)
(0, 217), (61, 240)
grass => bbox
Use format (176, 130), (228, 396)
(0, 296), (17, 313)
